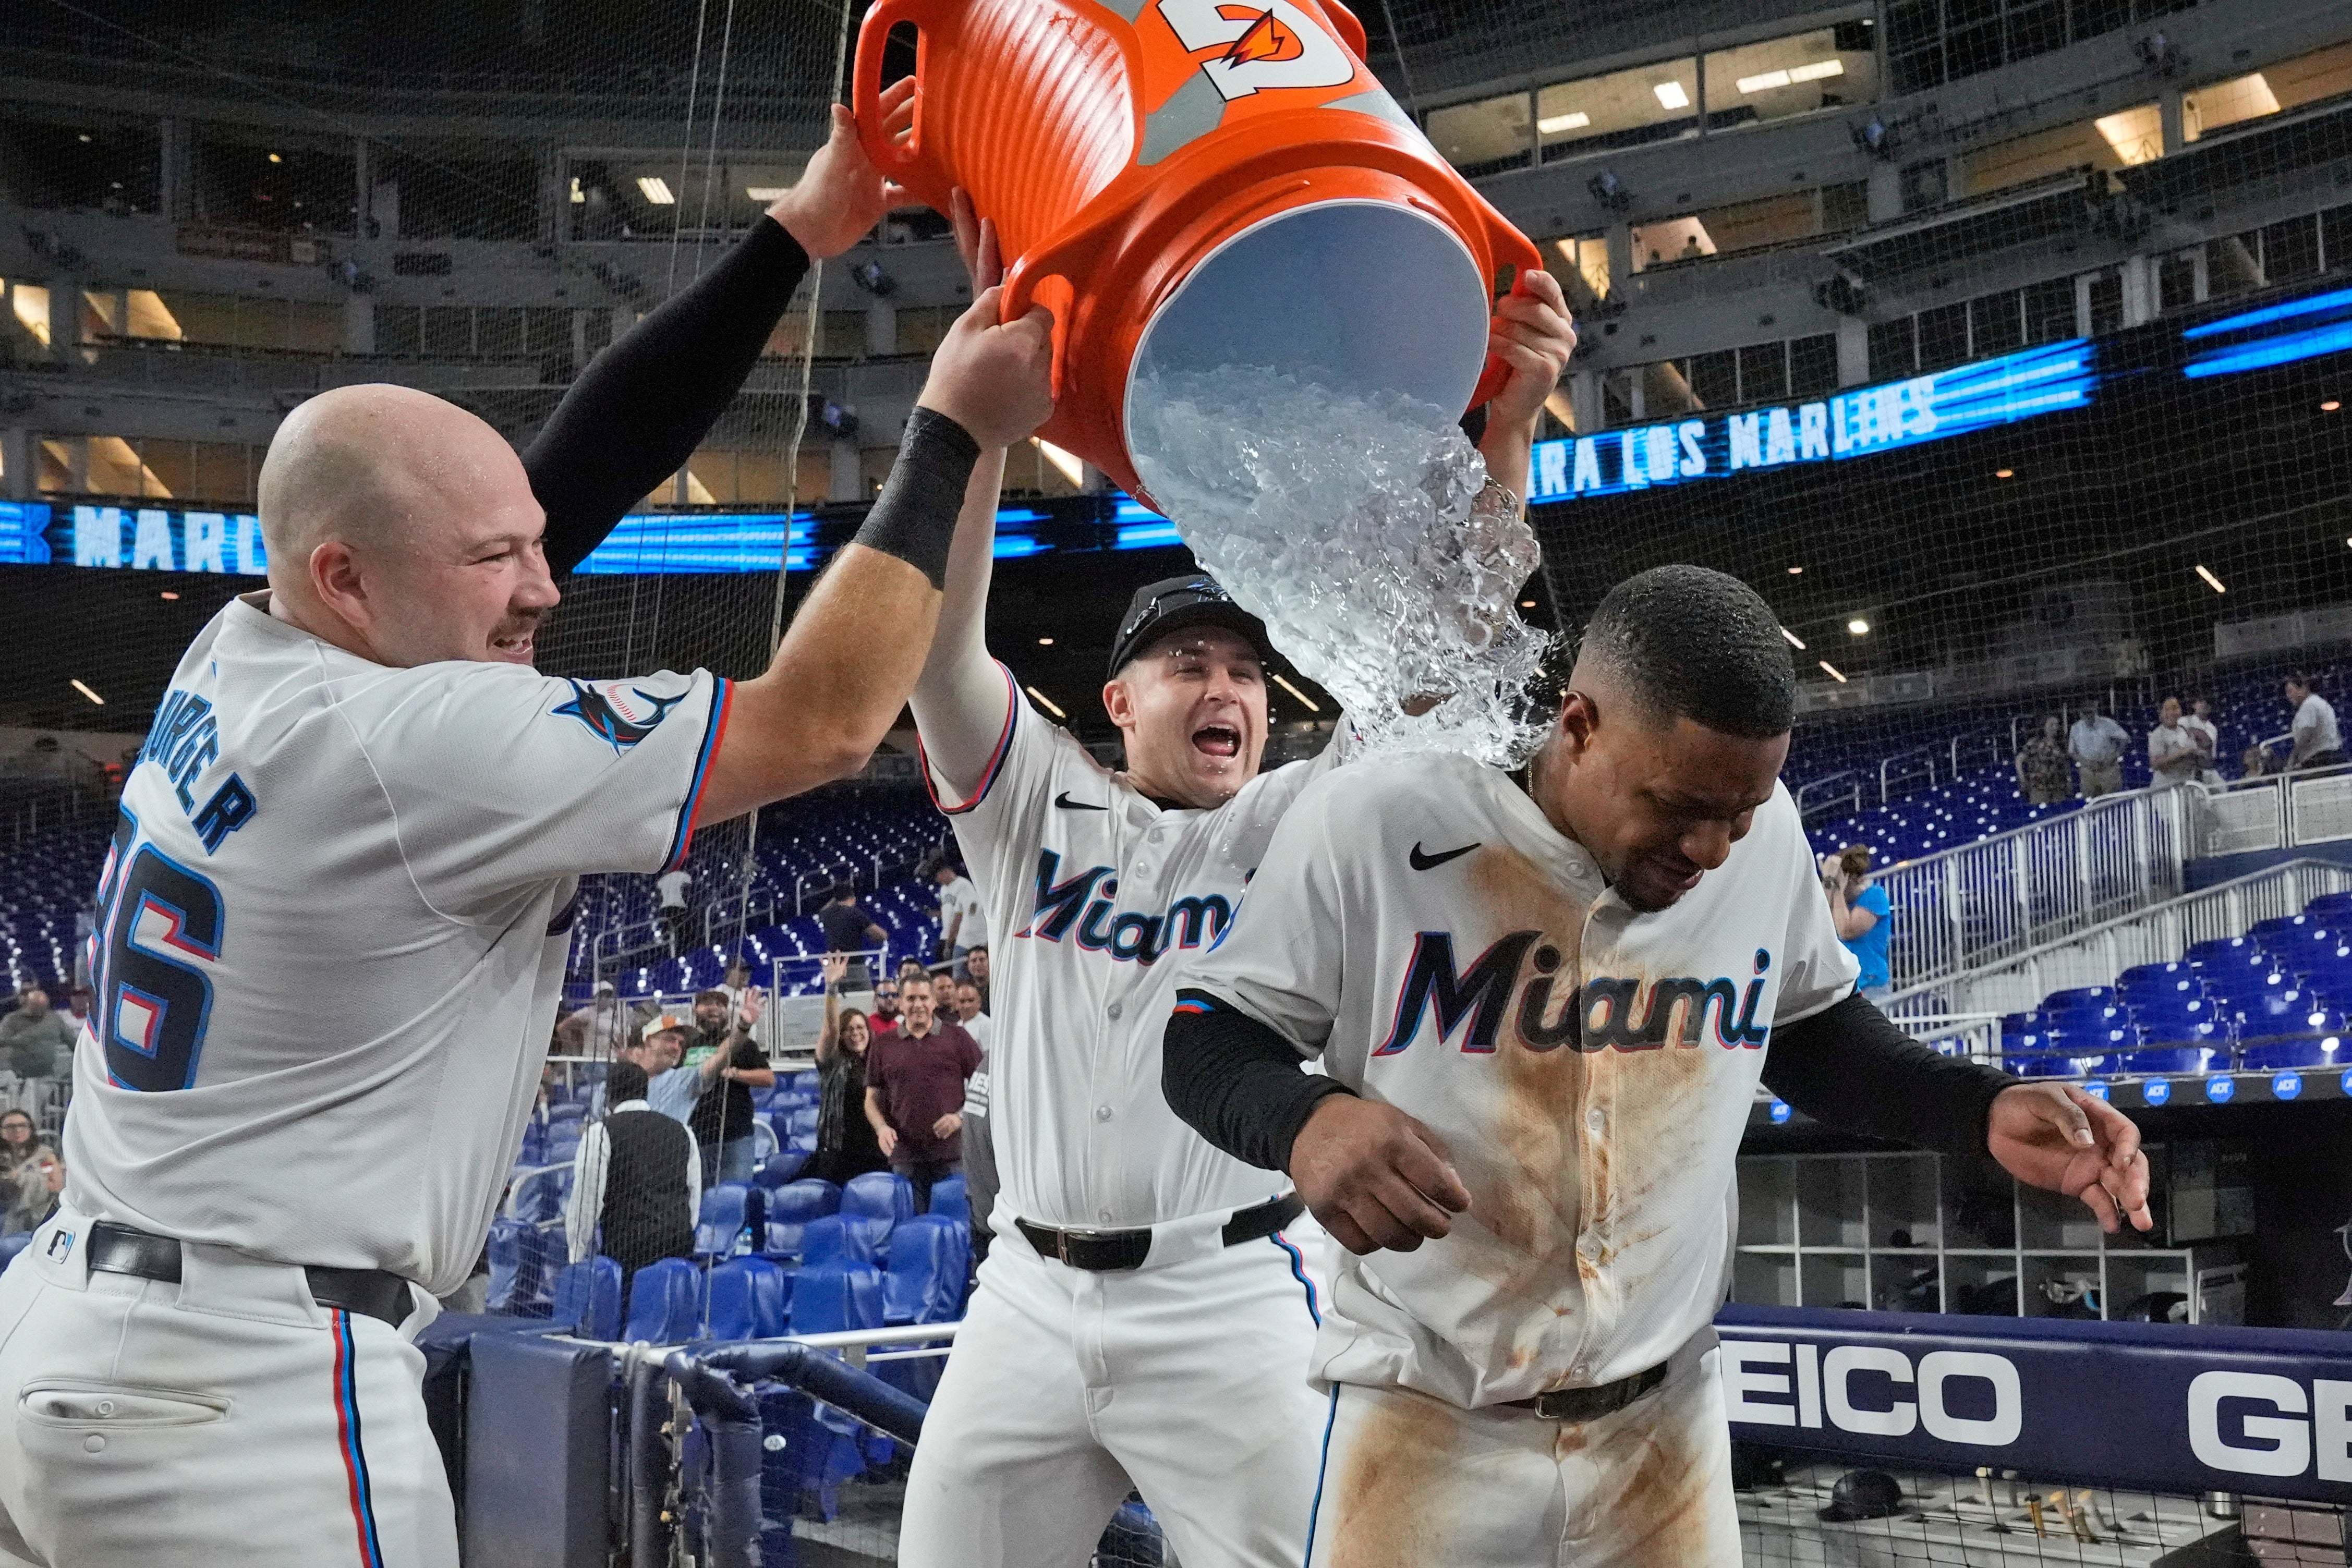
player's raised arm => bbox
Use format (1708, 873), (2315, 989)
(910, 188), (1017, 798)
(694, 277), (1055, 823)
(528, 82), (918, 574)
(1472, 268), (1575, 505)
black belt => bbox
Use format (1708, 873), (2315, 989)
(86, 1220), (414, 1330)
(1504, 1358), (1670, 1423)
(1016, 1193), (1305, 1272)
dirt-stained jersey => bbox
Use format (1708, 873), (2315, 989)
(68, 592), (730, 1296)
(1182, 751), (1858, 1407)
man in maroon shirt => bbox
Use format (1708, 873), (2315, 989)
(863, 972), (980, 1209)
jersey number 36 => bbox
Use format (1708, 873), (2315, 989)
(91, 806), (223, 1092)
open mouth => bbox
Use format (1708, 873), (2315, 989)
(489, 627), (537, 661)
(1192, 723), (1241, 759)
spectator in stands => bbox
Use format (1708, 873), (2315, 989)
(951, 982), (999, 1265)
(72, 897), (94, 991)
(62, 988), (89, 1032)
(2242, 745), (2277, 780)
(819, 883), (888, 986)
(2068, 702), (2129, 799)
(2148, 697), (2203, 789)
(811, 953), (891, 1185)
(864, 972), (981, 1209)
(934, 860), (988, 966)
(555, 981), (622, 1057)
(2183, 697), (2224, 784)
(868, 977), (903, 1037)
(657, 866), (696, 952)
(563, 1060), (700, 1298)
(684, 988), (774, 1185)
(952, 980), (991, 1049)
(1822, 845), (1893, 1003)
(956, 944), (992, 1014)
(0, 984), (75, 1084)
(898, 956), (932, 988)
(627, 1013), (701, 1124)
(2015, 715), (2072, 806)
(0, 1112), (53, 1184)
(2287, 673), (2346, 771)
(721, 956), (756, 1013)
(5, 1149), (63, 1236)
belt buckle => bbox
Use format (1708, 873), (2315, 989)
(1055, 1227), (1102, 1265)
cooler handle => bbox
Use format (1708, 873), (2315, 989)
(1470, 226), (1548, 412)
(1319, 0), (1371, 61)
(852, 0), (952, 206)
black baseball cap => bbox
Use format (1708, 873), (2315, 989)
(1817, 1469), (1904, 1523)
(1106, 574), (1275, 679)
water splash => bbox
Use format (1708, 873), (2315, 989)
(1129, 366), (1551, 767)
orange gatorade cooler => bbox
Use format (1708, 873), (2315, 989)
(853, 0), (1540, 504)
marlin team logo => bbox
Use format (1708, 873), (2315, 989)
(552, 679), (687, 753)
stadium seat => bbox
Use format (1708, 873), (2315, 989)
(2303, 892), (2352, 923)
(786, 1108), (820, 1151)
(695, 1183), (757, 1258)
(702, 1255), (791, 1340)
(623, 1258), (704, 1343)
(484, 1218), (555, 1316)
(928, 1174), (969, 1227)
(2117, 1046), (2217, 1076)
(753, 1149), (810, 1189)
(551, 1257), (624, 1341)
(2239, 1037), (2346, 1070)
(843, 1171), (917, 1227)
(789, 1260), (885, 1335)
(881, 1215), (971, 1327)
(771, 1178), (844, 1222)
(801, 1213), (883, 1266)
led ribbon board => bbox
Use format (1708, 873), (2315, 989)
(1529, 339), (2099, 503)
(2182, 283), (2352, 379)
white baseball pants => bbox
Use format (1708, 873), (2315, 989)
(0, 1207), (455, 1568)
(1305, 1345), (1740, 1568)
(899, 1210), (1330, 1568)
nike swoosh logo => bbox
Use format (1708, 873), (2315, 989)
(1409, 841), (1480, 871)
(1054, 792), (1109, 811)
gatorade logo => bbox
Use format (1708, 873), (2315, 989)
(1158, 1), (1357, 101)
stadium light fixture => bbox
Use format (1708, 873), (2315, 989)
(1271, 674), (1322, 713)
(1737, 59), (1842, 93)
(159, 590), (179, 601)
(568, 176), (585, 204)
(1995, 468), (2014, 479)
(1818, 661), (1847, 683)
(1847, 617), (1870, 636)
(1787, 565), (1803, 574)
(2194, 565), (2227, 594)
(636, 176), (677, 205)
(1024, 685), (1068, 720)
(77, 132), (91, 143)
(1781, 626), (1807, 649)
(267, 152), (283, 164)
(745, 187), (789, 202)
(1520, 599), (1537, 608)
(1037, 636), (1054, 645)
(1537, 111), (1590, 134)
(69, 679), (105, 706)
(1653, 81), (1690, 111)
(2324, 400), (2342, 411)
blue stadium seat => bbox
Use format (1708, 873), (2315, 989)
(881, 1215), (970, 1327)
(786, 1108), (820, 1151)
(789, 1260), (885, 1335)
(801, 1213), (882, 1266)
(485, 1218), (556, 1316)
(927, 1174), (969, 1227)
(753, 1149), (810, 1189)
(2117, 1046), (2217, 1076)
(696, 1184), (756, 1258)
(771, 1178), (844, 1222)
(2303, 892), (2352, 923)
(624, 1258), (703, 1343)
(790, 1069), (821, 1096)
(552, 1257), (624, 1341)
(843, 1171), (917, 1227)
(703, 1256), (791, 1340)
(2240, 1036), (2346, 1070)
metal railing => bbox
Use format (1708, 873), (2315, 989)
(1877, 747), (1937, 805)
(1875, 784), (2190, 996)
(1950, 730), (2006, 776)
(1794, 769), (1863, 823)
(1883, 857), (2352, 1021)
(2181, 760), (2352, 859)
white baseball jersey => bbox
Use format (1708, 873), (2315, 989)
(938, 874), (989, 949)
(1184, 752), (1857, 1408)
(922, 663), (1343, 1230)
(68, 592), (731, 1296)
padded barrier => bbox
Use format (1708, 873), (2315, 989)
(464, 1329), (613, 1568)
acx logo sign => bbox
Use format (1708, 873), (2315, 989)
(1157, 1), (1356, 101)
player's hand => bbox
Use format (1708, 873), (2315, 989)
(916, 285), (1056, 449)
(950, 186), (1003, 292)
(1287, 1095), (1472, 1255)
(766, 85), (914, 259)
(1985, 1084), (2153, 1233)
(931, 1111), (963, 1140)
(1483, 270), (1575, 434)
(876, 1124), (899, 1158)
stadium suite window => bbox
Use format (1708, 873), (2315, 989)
(0, 114), (162, 214)
(1884, 0), (2194, 95)
(191, 134), (356, 236)
(1959, 101), (2162, 199)
(32, 435), (256, 504)
(1427, 93), (1531, 176)
(1629, 183), (1869, 272)
(1699, 23), (1878, 132)
(2184, 42), (2352, 140)
(373, 149), (538, 241)
(1597, 334), (1837, 426)
(1536, 58), (1699, 160)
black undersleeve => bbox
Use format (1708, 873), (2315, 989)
(1162, 989), (1357, 1172)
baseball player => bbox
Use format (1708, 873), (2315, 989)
(1163, 564), (2153, 1567)
(0, 104), (1057, 1567)
(892, 191), (1575, 1567)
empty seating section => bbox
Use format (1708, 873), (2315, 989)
(1999, 892), (2352, 1078)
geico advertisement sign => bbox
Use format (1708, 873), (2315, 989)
(1721, 1338), (2352, 1483)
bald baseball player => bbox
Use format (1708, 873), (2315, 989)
(890, 191), (1574, 1567)
(1163, 564), (2152, 1567)
(0, 116), (1056, 1568)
